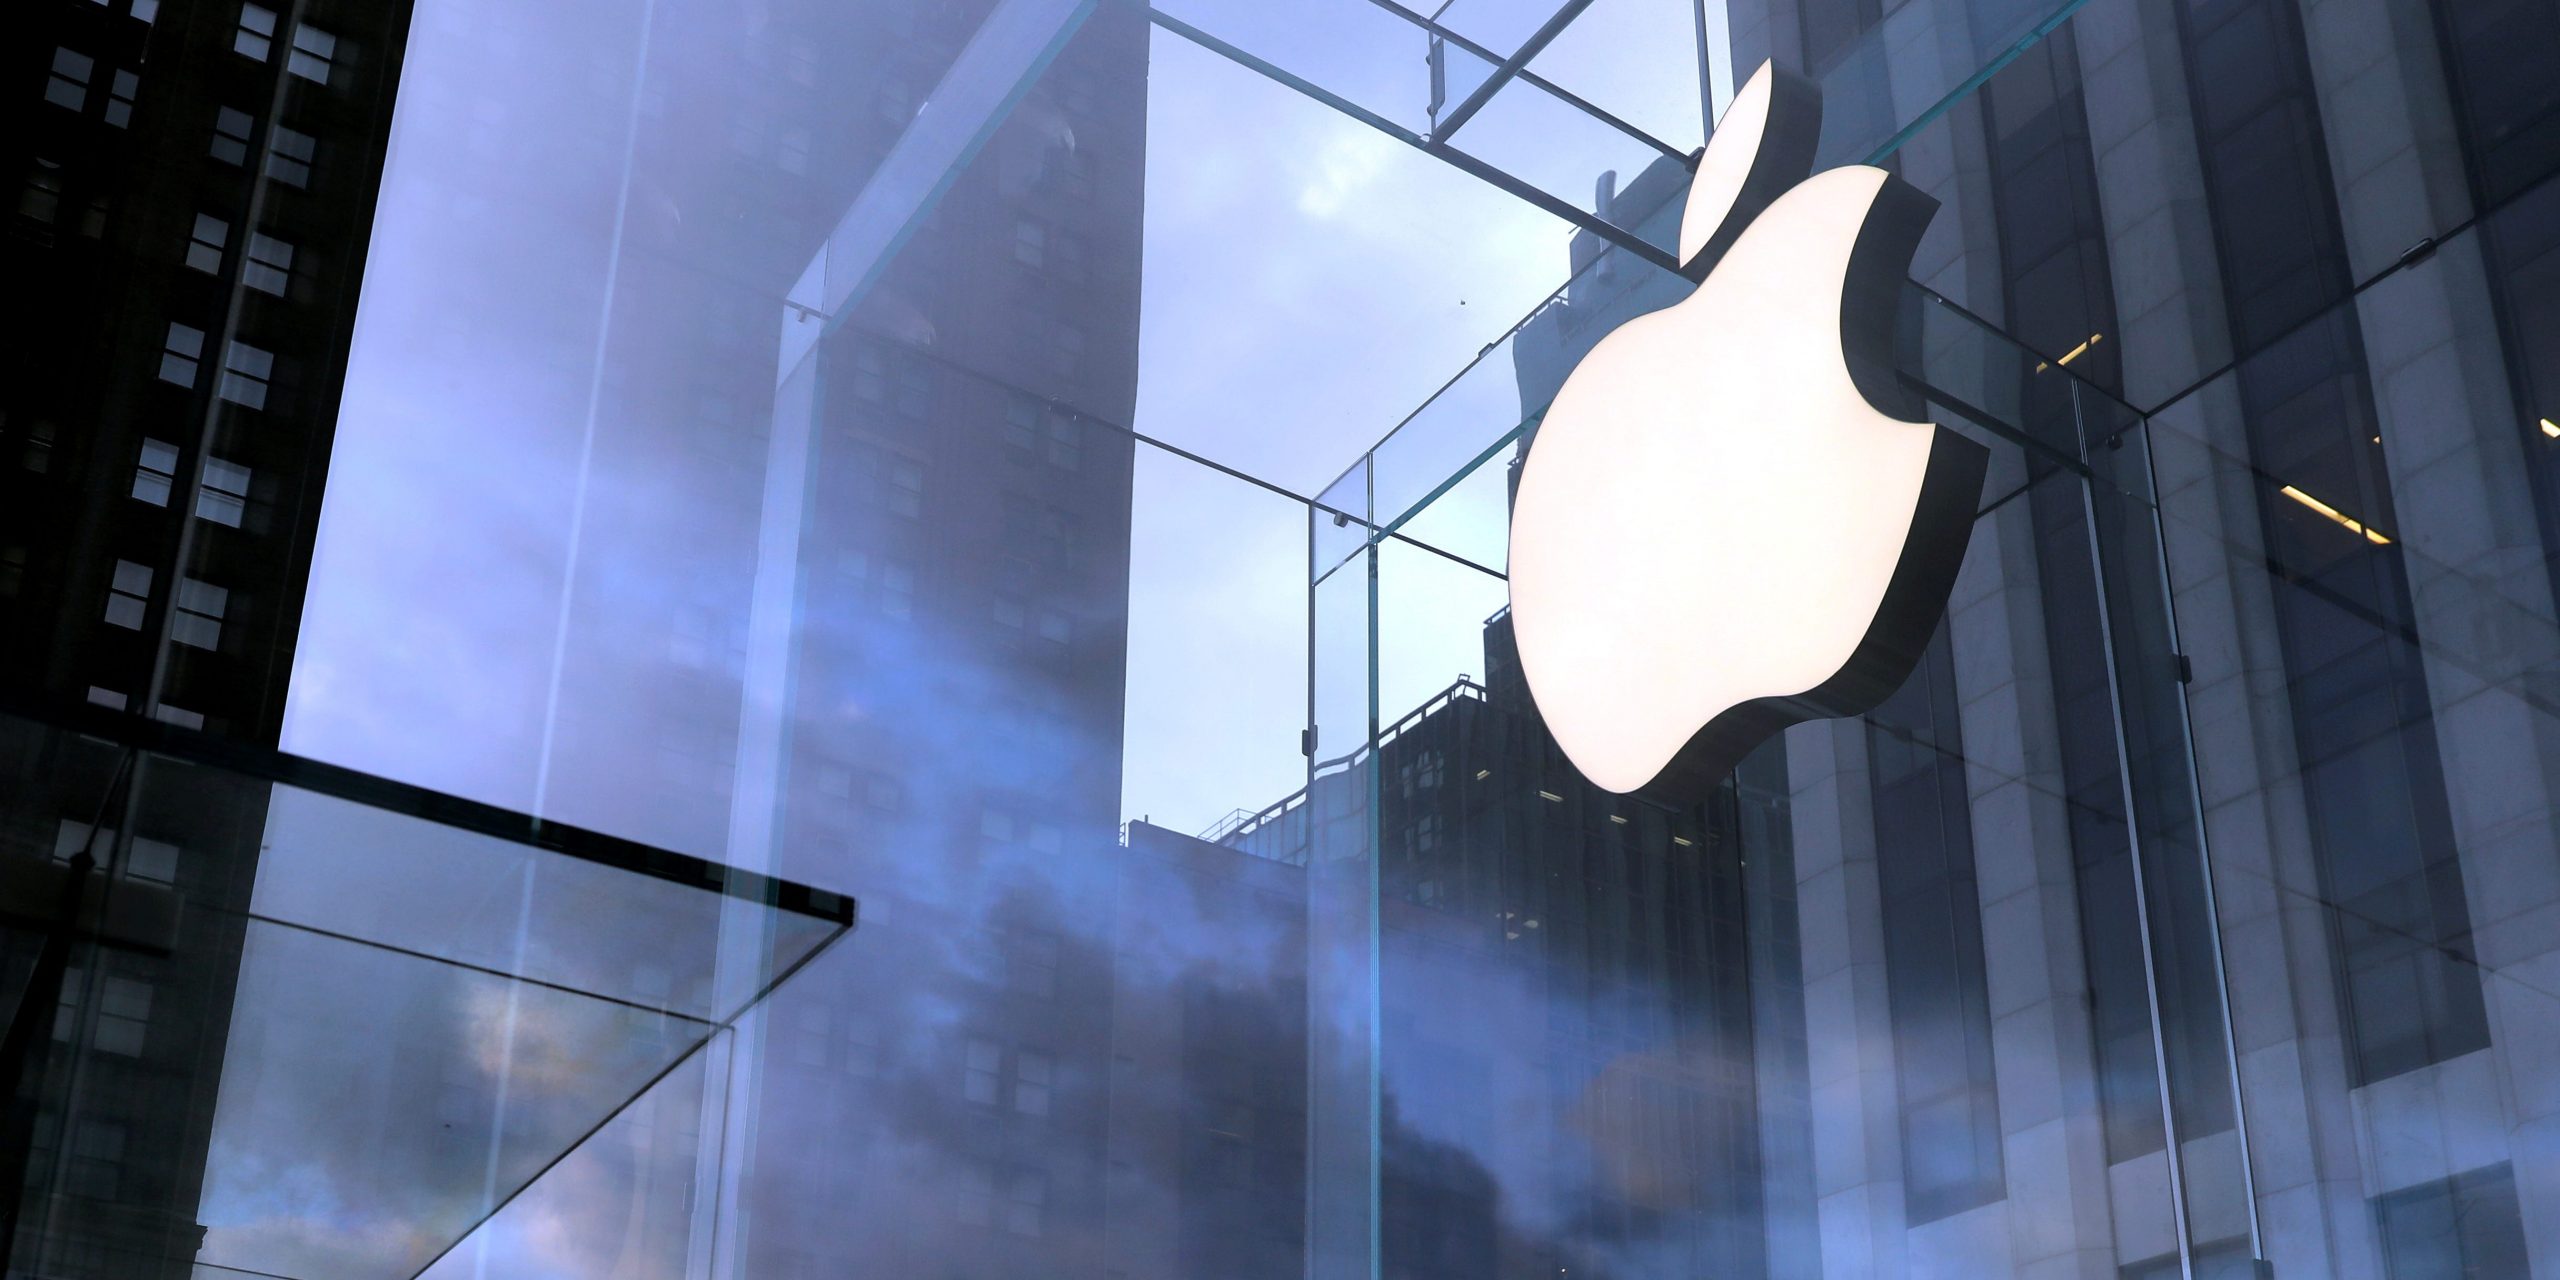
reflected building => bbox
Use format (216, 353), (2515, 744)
(1218, 613), (1766, 1279)
(721, 4), (1155, 1276)
(1, 0), (407, 1276)
(7, 0), (2560, 1275)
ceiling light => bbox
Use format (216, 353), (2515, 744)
(1538, 790), (1564, 802)
(2280, 483), (2392, 545)
(2035, 332), (2103, 373)
(2542, 417), (2559, 439)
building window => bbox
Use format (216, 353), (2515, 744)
(1003, 395), (1039, 452)
(242, 230), (292, 294)
(160, 323), (204, 386)
(886, 455), (923, 517)
(19, 422), (54, 474)
(56, 970), (152, 1057)
(1046, 411), (1080, 470)
(171, 576), (227, 649)
(153, 703), (204, 730)
(105, 69), (137, 127)
(21, 159), (64, 224)
(286, 24), (337, 85)
(235, 3), (276, 59)
(131, 438), (180, 505)
(186, 213), (228, 273)
(2179, 0), (2488, 1087)
(851, 343), (887, 402)
(211, 106), (254, 165)
(104, 560), (151, 629)
(1051, 322), (1084, 378)
(1035, 609), (1071, 645)
(1013, 1049), (1052, 1117)
(2376, 1164), (2530, 1279)
(217, 341), (271, 408)
(65, 1119), (126, 1199)
(1868, 625), (2005, 1223)
(1013, 218), (1046, 267)
(963, 1037), (1002, 1105)
(198, 457), (251, 526)
(53, 821), (179, 883)
(85, 686), (126, 710)
(264, 125), (313, 187)
(45, 48), (93, 112)
(895, 359), (932, 419)
(1007, 931), (1058, 996)
(1002, 1169), (1045, 1237)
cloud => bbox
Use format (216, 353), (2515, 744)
(1296, 127), (1400, 219)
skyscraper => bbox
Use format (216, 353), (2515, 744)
(3, 2), (409, 1274)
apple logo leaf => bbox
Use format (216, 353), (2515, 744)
(1507, 60), (1990, 803)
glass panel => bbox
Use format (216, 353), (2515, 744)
(292, 0), (1008, 844)
(416, 1045), (713, 1280)
(1151, 0), (1446, 131)
(1124, 441), (1312, 840)
(1307, 541), (1380, 1277)
(1136, 28), (1569, 494)
(1806, 0), (2100, 169)
(1521, 0), (1710, 153)
(1429, 0), (1587, 62)
(0, 706), (847, 1280)
(1443, 71), (1690, 247)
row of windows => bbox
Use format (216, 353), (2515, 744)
(962, 1036), (1054, 1118)
(52, 819), (180, 885)
(134, 437), (254, 527)
(235, 3), (340, 86)
(44, 47), (139, 127)
(210, 106), (314, 188)
(102, 559), (228, 651)
(1009, 218), (1089, 282)
(845, 359), (1098, 472)
(83, 684), (204, 729)
(186, 212), (296, 294)
(952, 1159), (1047, 1238)
(51, 967), (153, 1059)
(1003, 394), (1085, 471)
(990, 596), (1075, 647)
(79, 0), (162, 21)
(159, 321), (272, 409)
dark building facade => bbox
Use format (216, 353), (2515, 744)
(3, 1), (408, 1275)
(1218, 611), (1766, 1279)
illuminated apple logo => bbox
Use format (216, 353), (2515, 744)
(1508, 61), (1988, 799)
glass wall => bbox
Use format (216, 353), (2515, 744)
(6, 0), (2560, 1276)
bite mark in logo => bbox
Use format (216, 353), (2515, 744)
(1507, 61), (1989, 799)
